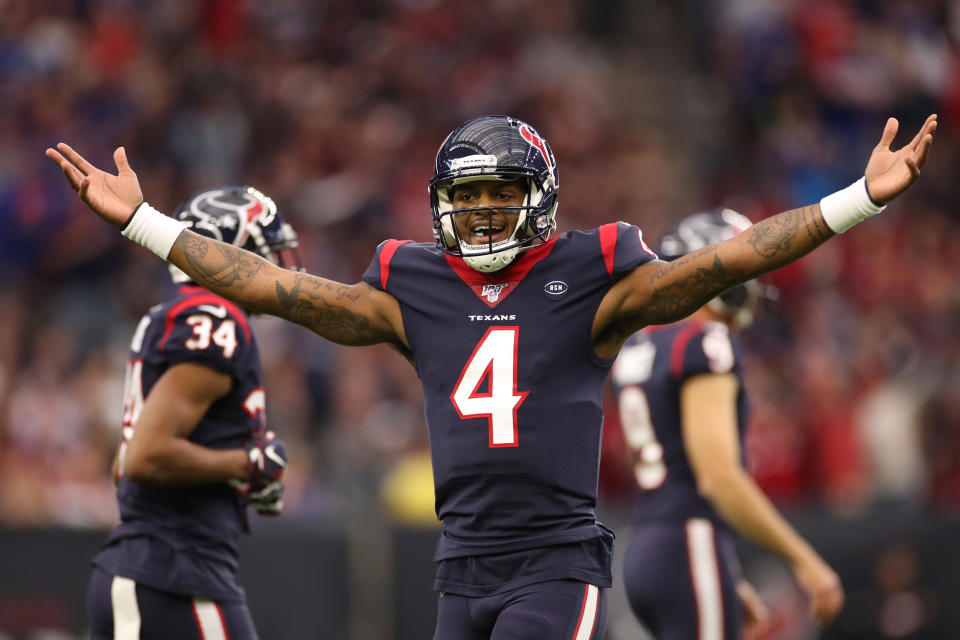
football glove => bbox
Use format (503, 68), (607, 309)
(245, 430), (287, 484)
(233, 430), (288, 515)
(248, 479), (285, 516)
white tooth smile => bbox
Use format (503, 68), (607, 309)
(473, 225), (505, 237)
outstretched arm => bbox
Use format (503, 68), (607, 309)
(593, 114), (937, 355)
(629, 200), (833, 323)
(45, 144), (406, 349)
(167, 233), (404, 348)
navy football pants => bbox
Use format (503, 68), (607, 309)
(623, 519), (740, 640)
(434, 579), (606, 640)
(87, 567), (259, 640)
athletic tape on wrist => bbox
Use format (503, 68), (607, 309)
(819, 177), (886, 234)
(121, 203), (187, 259)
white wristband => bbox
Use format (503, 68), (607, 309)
(819, 177), (886, 234)
(121, 203), (187, 259)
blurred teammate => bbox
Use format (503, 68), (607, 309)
(48, 112), (934, 639)
(86, 186), (298, 640)
(610, 209), (843, 640)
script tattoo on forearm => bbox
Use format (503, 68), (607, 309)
(646, 248), (736, 322)
(178, 235), (262, 289)
(643, 205), (834, 325)
(275, 273), (371, 340)
(746, 205), (831, 258)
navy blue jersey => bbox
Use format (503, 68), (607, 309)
(93, 285), (265, 602)
(364, 223), (657, 594)
(610, 320), (749, 529)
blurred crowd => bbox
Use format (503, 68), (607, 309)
(1, 0), (959, 548)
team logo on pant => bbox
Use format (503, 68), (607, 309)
(481, 284), (508, 303)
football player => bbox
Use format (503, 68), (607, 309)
(48, 112), (935, 639)
(84, 186), (299, 640)
(610, 208), (843, 640)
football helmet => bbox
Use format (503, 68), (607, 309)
(658, 208), (766, 327)
(429, 115), (559, 273)
(168, 185), (301, 283)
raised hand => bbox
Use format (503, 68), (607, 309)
(44, 144), (144, 227)
(865, 114), (937, 204)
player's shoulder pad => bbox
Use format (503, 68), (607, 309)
(596, 221), (659, 279)
(670, 320), (736, 379)
(157, 293), (252, 354)
(363, 238), (413, 291)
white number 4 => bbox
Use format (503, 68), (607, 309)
(451, 327), (529, 448)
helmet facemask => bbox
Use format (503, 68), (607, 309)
(431, 172), (557, 273)
(429, 116), (559, 273)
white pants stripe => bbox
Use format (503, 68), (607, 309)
(685, 518), (724, 640)
(192, 598), (229, 640)
(572, 583), (599, 640)
(110, 576), (141, 640)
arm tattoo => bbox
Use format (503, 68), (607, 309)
(746, 205), (830, 258)
(179, 235), (262, 289)
(644, 205), (832, 324)
(275, 273), (372, 340)
(646, 251), (736, 321)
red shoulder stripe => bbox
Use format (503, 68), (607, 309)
(379, 240), (411, 290)
(670, 321), (705, 380)
(159, 290), (251, 351)
(598, 223), (618, 277)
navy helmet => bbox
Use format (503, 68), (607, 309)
(659, 208), (768, 327)
(169, 185), (301, 283)
(429, 115), (559, 273)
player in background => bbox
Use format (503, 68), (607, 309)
(86, 186), (298, 640)
(610, 208), (843, 640)
(48, 112), (934, 640)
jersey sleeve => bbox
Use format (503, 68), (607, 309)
(671, 323), (739, 382)
(362, 239), (411, 292)
(601, 221), (659, 280)
(157, 304), (252, 374)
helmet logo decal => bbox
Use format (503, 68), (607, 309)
(243, 199), (264, 225)
(519, 124), (553, 169)
(481, 283), (508, 303)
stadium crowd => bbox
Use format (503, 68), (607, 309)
(0, 0), (958, 543)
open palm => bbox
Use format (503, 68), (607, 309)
(864, 114), (937, 204)
(45, 144), (144, 227)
